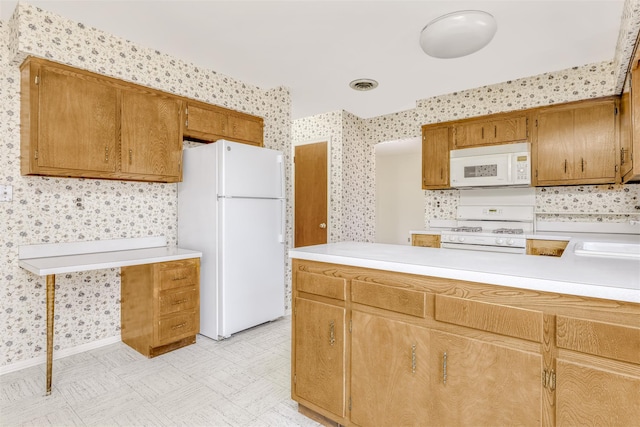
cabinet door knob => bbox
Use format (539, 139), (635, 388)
(319, 223), (327, 229)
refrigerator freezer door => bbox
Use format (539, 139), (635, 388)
(218, 197), (285, 337)
(219, 140), (284, 199)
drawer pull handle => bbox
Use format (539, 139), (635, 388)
(411, 344), (416, 374)
(172, 276), (188, 281)
(171, 299), (188, 305)
(171, 322), (187, 330)
(443, 352), (448, 385)
(329, 320), (335, 346)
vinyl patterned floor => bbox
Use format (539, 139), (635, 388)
(0, 316), (322, 426)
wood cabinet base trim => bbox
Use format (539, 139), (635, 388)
(297, 404), (341, 427)
(146, 335), (196, 358)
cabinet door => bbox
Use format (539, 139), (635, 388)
(454, 116), (527, 148)
(411, 233), (440, 248)
(228, 115), (264, 146)
(535, 108), (575, 182)
(422, 126), (450, 189)
(556, 359), (640, 426)
(351, 311), (430, 427)
(430, 330), (543, 426)
(293, 297), (346, 419)
(121, 90), (183, 180)
(453, 121), (486, 148)
(625, 66), (640, 182)
(185, 103), (228, 138)
(38, 64), (117, 173)
(620, 88), (633, 180)
(574, 101), (616, 181)
(491, 115), (528, 144)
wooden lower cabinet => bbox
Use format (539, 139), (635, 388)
(526, 239), (569, 257)
(293, 297), (347, 421)
(411, 233), (441, 248)
(430, 330), (543, 426)
(121, 258), (200, 357)
(556, 359), (640, 426)
(350, 311), (431, 427)
(291, 259), (640, 427)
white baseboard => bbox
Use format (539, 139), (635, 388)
(0, 335), (121, 376)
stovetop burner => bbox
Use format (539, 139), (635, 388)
(492, 228), (524, 234)
(450, 226), (483, 233)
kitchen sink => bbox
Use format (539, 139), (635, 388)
(574, 241), (640, 259)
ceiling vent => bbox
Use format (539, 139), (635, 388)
(349, 79), (378, 91)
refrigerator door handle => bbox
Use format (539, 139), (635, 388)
(277, 154), (285, 199)
(279, 199), (285, 243)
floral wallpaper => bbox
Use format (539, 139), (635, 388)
(293, 0), (640, 241)
(3, 0), (640, 371)
(0, 3), (291, 368)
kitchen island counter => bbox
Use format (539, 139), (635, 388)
(289, 238), (640, 303)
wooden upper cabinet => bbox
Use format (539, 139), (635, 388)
(21, 58), (118, 176)
(620, 61), (640, 183)
(183, 101), (264, 147)
(422, 125), (450, 189)
(533, 97), (618, 186)
(453, 114), (528, 148)
(121, 89), (183, 180)
(184, 102), (228, 139)
(20, 57), (183, 183)
(228, 114), (263, 146)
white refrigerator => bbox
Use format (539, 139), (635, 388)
(178, 140), (285, 340)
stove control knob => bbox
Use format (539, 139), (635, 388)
(449, 235), (456, 242)
(458, 236), (465, 242)
(506, 239), (515, 246)
(495, 238), (504, 245)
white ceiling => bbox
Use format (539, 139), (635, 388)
(0, 1), (627, 120)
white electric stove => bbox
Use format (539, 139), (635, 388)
(438, 188), (535, 254)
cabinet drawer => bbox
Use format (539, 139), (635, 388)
(159, 264), (198, 291)
(526, 239), (568, 257)
(435, 295), (543, 342)
(556, 315), (640, 364)
(351, 280), (427, 318)
(159, 287), (198, 315)
(297, 271), (346, 301)
(411, 234), (441, 248)
(158, 311), (198, 344)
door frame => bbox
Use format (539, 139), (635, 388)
(292, 137), (332, 247)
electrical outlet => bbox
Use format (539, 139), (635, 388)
(0, 185), (12, 202)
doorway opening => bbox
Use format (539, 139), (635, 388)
(374, 137), (424, 245)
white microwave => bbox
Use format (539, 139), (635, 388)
(449, 142), (531, 188)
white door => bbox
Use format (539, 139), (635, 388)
(218, 197), (285, 337)
(219, 140), (284, 198)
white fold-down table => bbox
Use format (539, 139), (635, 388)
(18, 236), (202, 395)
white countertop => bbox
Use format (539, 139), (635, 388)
(289, 236), (640, 303)
(18, 237), (202, 276)
(19, 246), (202, 276)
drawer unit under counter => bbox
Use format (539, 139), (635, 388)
(121, 258), (200, 357)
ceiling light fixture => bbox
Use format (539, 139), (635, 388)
(349, 79), (378, 91)
(419, 10), (497, 59)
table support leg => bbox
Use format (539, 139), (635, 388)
(46, 274), (55, 395)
